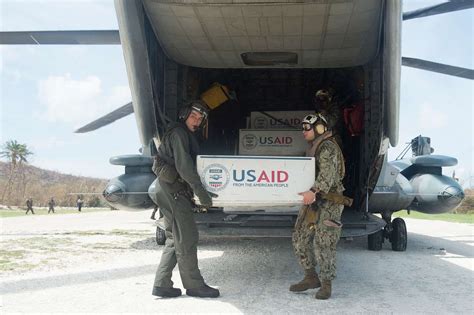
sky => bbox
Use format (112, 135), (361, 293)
(0, 0), (473, 187)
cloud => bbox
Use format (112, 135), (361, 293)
(37, 74), (131, 127)
(30, 136), (66, 150)
(419, 103), (448, 130)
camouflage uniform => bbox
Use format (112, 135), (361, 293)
(292, 138), (345, 281)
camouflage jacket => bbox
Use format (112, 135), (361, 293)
(309, 137), (345, 194)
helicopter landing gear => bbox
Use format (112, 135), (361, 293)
(156, 226), (166, 245)
(390, 217), (407, 251)
(155, 211), (166, 246)
(367, 212), (407, 251)
(368, 229), (384, 251)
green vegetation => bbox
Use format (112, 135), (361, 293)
(395, 210), (473, 224)
(0, 249), (28, 272)
(0, 207), (111, 218)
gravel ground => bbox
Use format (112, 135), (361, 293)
(1, 211), (473, 314)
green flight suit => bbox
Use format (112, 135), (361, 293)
(153, 123), (211, 289)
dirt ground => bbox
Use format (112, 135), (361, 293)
(1, 210), (473, 314)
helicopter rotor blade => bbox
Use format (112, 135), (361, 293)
(0, 30), (120, 45)
(403, 0), (474, 21)
(75, 102), (134, 133)
(402, 57), (474, 80)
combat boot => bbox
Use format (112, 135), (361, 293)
(152, 286), (182, 298)
(315, 280), (332, 300)
(289, 269), (321, 292)
(186, 284), (220, 298)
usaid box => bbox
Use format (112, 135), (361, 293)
(239, 129), (307, 156)
(196, 155), (315, 208)
(250, 111), (313, 129)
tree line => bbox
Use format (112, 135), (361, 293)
(0, 140), (107, 208)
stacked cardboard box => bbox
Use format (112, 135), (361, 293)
(239, 110), (312, 156)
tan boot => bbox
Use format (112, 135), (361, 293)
(315, 280), (332, 300)
(289, 269), (321, 292)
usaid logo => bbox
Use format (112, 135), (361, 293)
(202, 164), (230, 192)
(242, 134), (258, 150)
(253, 117), (268, 129)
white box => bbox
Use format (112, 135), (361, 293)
(239, 129), (307, 156)
(196, 155), (315, 208)
(250, 110), (313, 129)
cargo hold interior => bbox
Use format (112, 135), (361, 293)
(178, 67), (365, 204)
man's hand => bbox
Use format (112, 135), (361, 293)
(198, 192), (212, 208)
(208, 191), (219, 198)
(298, 191), (317, 205)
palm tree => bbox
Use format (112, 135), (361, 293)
(1, 140), (33, 202)
(0, 140), (32, 166)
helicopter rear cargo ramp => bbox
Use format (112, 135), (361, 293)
(191, 210), (386, 239)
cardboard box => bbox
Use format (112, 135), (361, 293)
(250, 110), (313, 129)
(239, 129), (307, 156)
(196, 155), (315, 208)
(200, 83), (231, 109)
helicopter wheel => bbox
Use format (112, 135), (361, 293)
(368, 229), (384, 251)
(390, 218), (407, 251)
(156, 226), (166, 245)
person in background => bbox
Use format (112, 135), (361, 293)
(25, 198), (34, 215)
(77, 197), (83, 212)
(150, 205), (159, 220)
(48, 197), (56, 214)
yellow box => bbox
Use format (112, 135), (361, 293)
(200, 83), (230, 109)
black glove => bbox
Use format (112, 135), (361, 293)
(195, 187), (212, 208)
(208, 191), (219, 198)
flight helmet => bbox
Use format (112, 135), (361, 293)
(315, 88), (333, 103)
(302, 113), (328, 135)
(178, 100), (210, 127)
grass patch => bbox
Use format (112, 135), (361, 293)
(0, 250), (28, 271)
(0, 207), (111, 218)
(395, 210), (474, 224)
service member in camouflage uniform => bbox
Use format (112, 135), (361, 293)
(314, 89), (343, 147)
(151, 100), (219, 299)
(48, 197), (55, 214)
(290, 113), (345, 300)
(25, 198), (34, 215)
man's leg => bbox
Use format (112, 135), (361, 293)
(313, 204), (343, 300)
(290, 214), (319, 292)
(170, 195), (205, 289)
(154, 206), (177, 288)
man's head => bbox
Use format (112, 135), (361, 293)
(314, 89), (333, 108)
(301, 113), (328, 141)
(179, 100), (210, 132)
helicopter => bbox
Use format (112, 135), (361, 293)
(1, 0), (471, 251)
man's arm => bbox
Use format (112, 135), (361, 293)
(313, 141), (339, 194)
(170, 130), (211, 205)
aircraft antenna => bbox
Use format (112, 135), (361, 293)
(396, 142), (412, 160)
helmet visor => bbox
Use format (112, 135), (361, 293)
(302, 123), (313, 131)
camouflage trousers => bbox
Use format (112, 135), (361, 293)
(292, 200), (343, 281)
